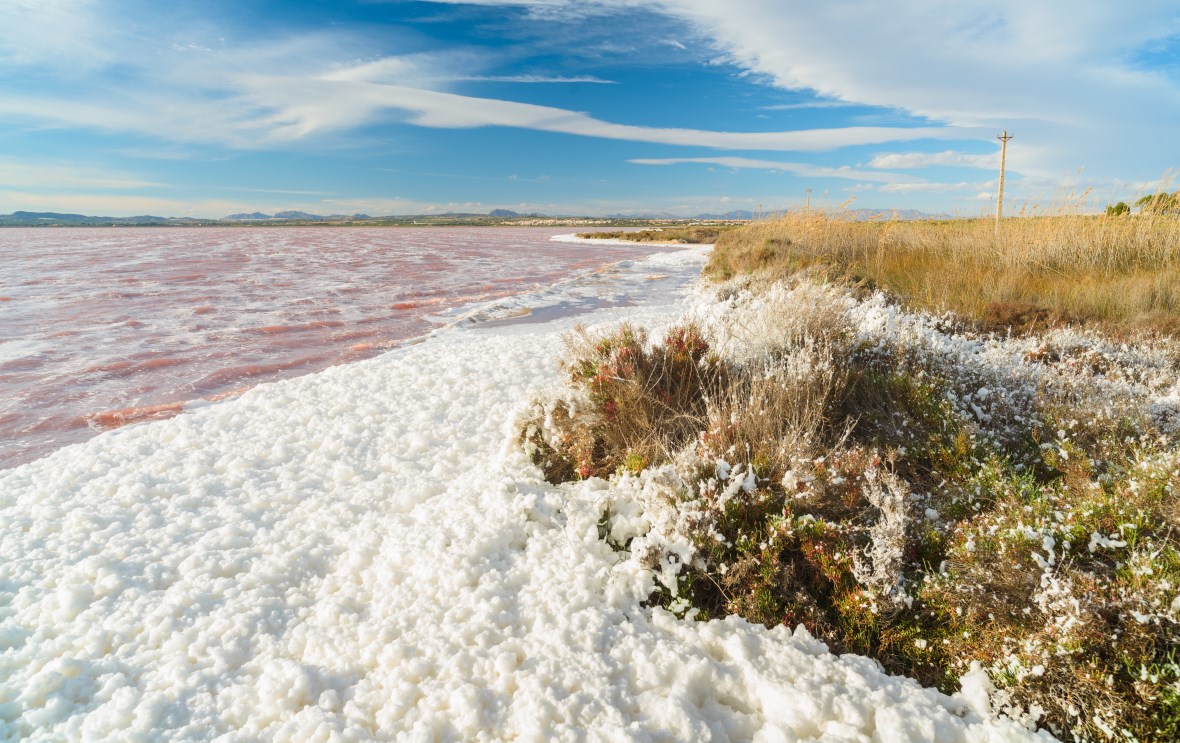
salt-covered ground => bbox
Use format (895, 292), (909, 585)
(0, 246), (1047, 742)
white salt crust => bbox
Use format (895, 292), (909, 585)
(0, 248), (1048, 742)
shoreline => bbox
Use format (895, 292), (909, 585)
(0, 246), (1049, 741)
(0, 231), (695, 471)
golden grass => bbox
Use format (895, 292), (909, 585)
(708, 209), (1180, 335)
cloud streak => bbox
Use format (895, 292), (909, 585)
(417, 0), (1180, 180)
(0, 158), (162, 190)
(868, 150), (998, 170)
(0, 5), (985, 154)
(629, 156), (916, 183)
(656, 0), (1180, 179)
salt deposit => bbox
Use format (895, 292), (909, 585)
(0, 244), (1048, 741)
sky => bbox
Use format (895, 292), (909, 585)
(1, 0), (1178, 218)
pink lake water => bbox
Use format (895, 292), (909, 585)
(0, 227), (689, 469)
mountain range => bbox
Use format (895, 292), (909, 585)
(0, 211), (184, 225)
(222, 211), (372, 221)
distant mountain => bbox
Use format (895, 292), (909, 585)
(606, 211), (684, 220)
(692, 210), (755, 220)
(0, 211), (176, 225)
(488, 209), (549, 218)
(6, 210), (94, 222)
(223, 212), (273, 221)
(222, 211), (373, 221)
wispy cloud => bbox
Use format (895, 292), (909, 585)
(869, 150), (998, 170)
(629, 156), (917, 183)
(0, 4), (982, 154)
(761, 100), (858, 111)
(417, 0), (1180, 180)
(0, 158), (161, 190)
(0, 73), (978, 152)
(8, 0), (1174, 216)
(658, 0), (1180, 179)
(219, 186), (332, 196)
(878, 180), (994, 194)
(458, 75), (616, 83)
(0, 0), (112, 69)
(0, 190), (236, 216)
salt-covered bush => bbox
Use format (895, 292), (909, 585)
(519, 322), (725, 482)
(518, 277), (1180, 742)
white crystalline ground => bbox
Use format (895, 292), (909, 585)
(0, 246), (1050, 742)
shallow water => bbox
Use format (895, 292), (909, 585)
(0, 226), (684, 468)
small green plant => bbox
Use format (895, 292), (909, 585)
(1135, 192), (1180, 215)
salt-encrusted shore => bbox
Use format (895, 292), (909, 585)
(0, 245), (1047, 742)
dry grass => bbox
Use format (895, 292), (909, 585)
(707, 208), (1180, 335)
(518, 323), (727, 481)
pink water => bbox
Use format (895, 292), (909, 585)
(0, 227), (682, 469)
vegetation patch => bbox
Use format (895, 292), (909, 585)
(518, 279), (1180, 742)
(576, 226), (733, 244)
(706, 209), (1180, 337)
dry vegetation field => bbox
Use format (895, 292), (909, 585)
(531, 213), (1180, 741)
(706, 209), (1180, 337)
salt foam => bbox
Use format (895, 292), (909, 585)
(0, 249), (1047, 741)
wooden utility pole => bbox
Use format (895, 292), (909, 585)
(995, 130), (1013, 237)
(806, 188), (812, 209)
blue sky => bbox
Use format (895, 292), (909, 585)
(1, 0), (1178, 217)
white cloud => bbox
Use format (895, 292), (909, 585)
(0, 0), (110, 69)
(0, 159), (161, 190)
(9, 0), (1175, 210)
(629, 156), (917, 183)
(418, 0), (1180, 181)
(655, 0), (1180, 179)
(878, 180), (993, 194)
(761, 100), (858, 111)
(220, 187), (331, 196)
(0, 6), (983, 154)
(0, 189), (484, 219)
(0, 67), (976, 152)
(869, 150), (997, 170)
(0, 190), (237, 217)
(359, 84), (967, 149)
(458, 75), (616, 83)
